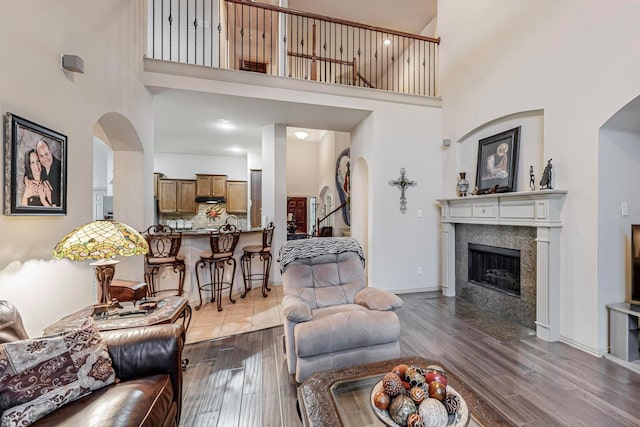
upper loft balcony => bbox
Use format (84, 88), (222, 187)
(146, 0), (440, 97)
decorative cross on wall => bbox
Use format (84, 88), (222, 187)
(388, 168), (417, 214)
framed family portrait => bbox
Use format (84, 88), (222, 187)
(4, 113), (67, 215)
(475, 126), (520, 194)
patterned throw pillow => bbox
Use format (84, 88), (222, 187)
(0, 318), (116, 426)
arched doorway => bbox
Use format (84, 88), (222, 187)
(94, 112), (146, 279)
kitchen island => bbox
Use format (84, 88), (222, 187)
(152, 228), (268, 306)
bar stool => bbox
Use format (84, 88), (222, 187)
(194, 224), (241, 311)
(142, 224), (186, 297)
(241, 222), (275, 298)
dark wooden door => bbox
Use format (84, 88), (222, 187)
(250, 170), (262, 228)
(287, 197), (307, 233)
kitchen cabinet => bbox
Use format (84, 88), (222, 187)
(158, 179), (197, 214)
(153, 172), (164, 197)
(196, 174), (227, 198)
(226, 180), (247, 213)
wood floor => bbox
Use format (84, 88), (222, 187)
(181, 291), (640, 426)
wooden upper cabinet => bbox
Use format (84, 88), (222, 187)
(196, 174), (227, 197)
(158, 179), (177, 213)
(226, 180), (247, 214)
(153, 172), (164, 198)
(177, 180), (197, 214)
(158, 179), (196, 214)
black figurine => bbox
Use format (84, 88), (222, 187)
(540, 159), (553, 190)
(529, 165), (535, 191)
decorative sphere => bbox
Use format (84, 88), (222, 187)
(442, 392), (461, 414)
(389, 395), (417, 426)
(392, 364), (409, 378)
(428, 381), (447, 401)
(373, 390), (391, 410)
(418, 398), (448, 427)
(406, 369), (426, 388)
(407, 413), (425, 427)
(409, 386), (427, 405)
(424, 365), (446, 376)
(425, 371), (448, 387)
(382, 373), (404, 396)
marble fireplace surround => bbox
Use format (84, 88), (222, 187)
(437, 190), (567, 341)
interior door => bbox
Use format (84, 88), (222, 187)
(287, 197), (307, 234)
(250, 169), (262, 228)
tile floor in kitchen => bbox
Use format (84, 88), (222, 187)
(184, 284), (284, 344)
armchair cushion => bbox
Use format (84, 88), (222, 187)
(0, 319), (116, 426)
(294, 305), (400, 358)
(282, 295), (312, 322)
(354, 287), (404, 311)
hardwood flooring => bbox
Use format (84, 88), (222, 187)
(181, 291), (640, 426)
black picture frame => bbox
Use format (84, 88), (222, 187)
(4, 113), (67, 215)
(475, 126), (520, 194)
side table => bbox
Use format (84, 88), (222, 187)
(44, 296), (192, 335)
(607, 302), (640, 362)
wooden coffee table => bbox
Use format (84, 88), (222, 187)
(298, 356), (516, 427)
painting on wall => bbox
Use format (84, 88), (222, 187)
(4, 113), (67, 215)
(335, 148), (350, 226)
(475, 126), (520, 194)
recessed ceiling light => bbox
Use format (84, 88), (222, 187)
(215, 120), (235, 131)
(228, 146), (243, 153)
(294, 131), (309, 140)
(383, 39), (392, 46)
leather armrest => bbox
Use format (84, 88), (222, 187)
(100, 323), (184, 422)
(282, 295), (312, 322)
(354, 287), (403, 311)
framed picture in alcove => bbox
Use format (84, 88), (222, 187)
(4, 113), (67, 215)
(475, 126), (520, 194)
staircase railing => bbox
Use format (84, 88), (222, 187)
(316, 201), (347, 236)
(147, 0), (440, 96)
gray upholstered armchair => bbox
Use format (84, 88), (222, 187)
(278, 237), (403, 382)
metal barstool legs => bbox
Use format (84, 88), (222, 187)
(240, 251), (272, 298)
(195, 256), (237, 311)
(144, 263), (185, 297)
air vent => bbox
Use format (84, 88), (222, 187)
(239, 59), (268, 74)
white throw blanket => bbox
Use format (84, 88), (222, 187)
(277, 237), (365, 273)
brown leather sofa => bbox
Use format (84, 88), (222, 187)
(0, 301), (184, 427)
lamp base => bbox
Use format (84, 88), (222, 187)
(90, 259), (119, 304)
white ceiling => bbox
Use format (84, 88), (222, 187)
(152, 1), (437, 156)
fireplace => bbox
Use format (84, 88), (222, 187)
(455, 224), (536, 329)
(468, 243), (520, 297)
(437, 190), (567, 341)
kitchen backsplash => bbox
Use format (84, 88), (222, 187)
(161, 203), (248, 230)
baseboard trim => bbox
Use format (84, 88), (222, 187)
(559, 334), (606, 357)
(392, 286), (442, 295)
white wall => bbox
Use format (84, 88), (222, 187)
(455, 111), (544, 196)
(286, 137), (319, 196)
(0, 0), (154, 336)
(438, 0), (640, 354)
(154, 153), (247, 180)
(598, 128), (640, 350)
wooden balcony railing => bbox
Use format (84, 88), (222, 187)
(147, 0), (440, 97)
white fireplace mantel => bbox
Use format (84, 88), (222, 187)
(436, 190), (567, 342)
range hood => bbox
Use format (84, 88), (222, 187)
(195, 196), (226, 203)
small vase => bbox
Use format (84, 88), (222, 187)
(457, 172), (469, 197)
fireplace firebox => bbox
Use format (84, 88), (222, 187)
(468, 243), (521, 297)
